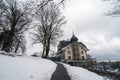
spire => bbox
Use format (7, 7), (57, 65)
(70, 33), (78, 42)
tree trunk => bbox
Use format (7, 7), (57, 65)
(15, 43), (19, 53)
(42, 45), (46, 58)
(2, 31), (14, 52)
(44, 39), (50, 58)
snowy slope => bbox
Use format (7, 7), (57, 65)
(0, 52), (108, 80)
(63, 63), (109, 80)
(0, 54), (57, 80)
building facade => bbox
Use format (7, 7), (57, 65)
(57, 34), (96, 67)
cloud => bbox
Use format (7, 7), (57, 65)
(61, 0), (120, 60)
(25, 0), (120, 60)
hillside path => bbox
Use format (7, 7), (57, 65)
(50, 63), (71, 80)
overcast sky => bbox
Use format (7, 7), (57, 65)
(26, 0), (120, 60)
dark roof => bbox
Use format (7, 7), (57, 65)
(58, 34), (88, 51)
(58, 40), (69, 51)
(70, 34), (78, 42)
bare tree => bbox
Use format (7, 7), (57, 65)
(31, 0), (66, 7)
(32, 1), (66, 58)
(26, 0), (67, 17)
(103, 0), (120, 16)
(0, 0), (5, 29)
(0, 0), (31, 53)
(0, 0), (2, 17)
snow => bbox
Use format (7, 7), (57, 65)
(0, 51), (110, 80)
(62, 63), (109, 80)
(0, 51), (24, 57)
(0, 53), (57, 80)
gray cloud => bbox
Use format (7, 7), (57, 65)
(25, 0), (120, 60)
(61, 0), (120, 60)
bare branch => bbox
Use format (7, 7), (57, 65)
(32, 2), (66, 58)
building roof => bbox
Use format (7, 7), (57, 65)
(58, 40), (69, 51)
(70, 34), (78, 42)
(58, 34), (89, 52)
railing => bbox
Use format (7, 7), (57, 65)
(67, 59), (96, 62)
(88, 68), (120, 80)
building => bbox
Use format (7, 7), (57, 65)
(57, 34), (96, 67)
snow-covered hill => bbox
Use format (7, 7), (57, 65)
(0, 53), (57, 80)
(63, 64), (106, 80)
(0, 52), (108, 80)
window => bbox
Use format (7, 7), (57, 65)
(68, 51), (71, 54)
(73, 45), (76, 51)
(68, 47), (70, 50)
(68, 56), (71, 60)
(77, 58), (80, 60)
(73, 48), (76, 51)
(81, 51), (84, 54)
(82, 56), (84, 60)
(77, 52), (80, 57)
